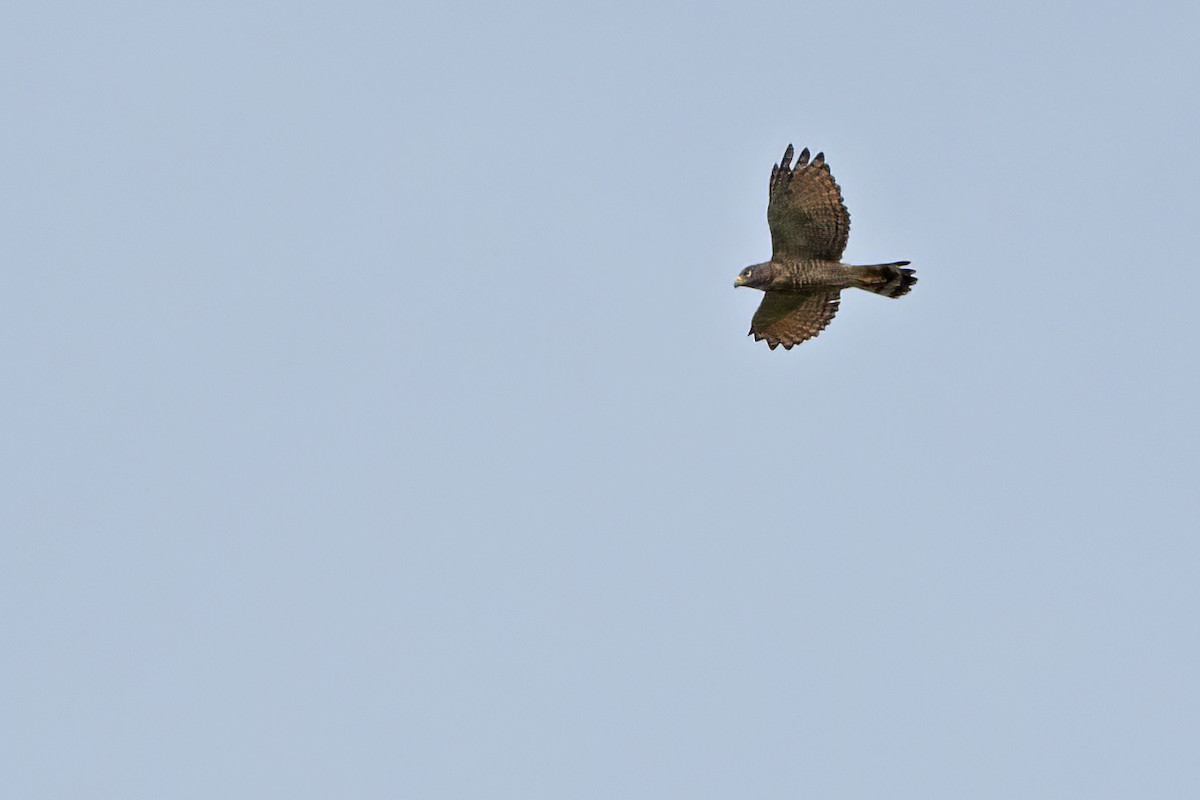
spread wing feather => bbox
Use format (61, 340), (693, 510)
(749, 290), (842, 350)
(767, 144), (850, 261)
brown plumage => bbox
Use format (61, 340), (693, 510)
(734, 144), (916, 349)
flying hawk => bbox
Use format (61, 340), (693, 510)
(734, 145), (916, 349)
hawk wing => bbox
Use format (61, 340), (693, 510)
(750, 290), (841, 350)
(767, 145), (850, 261)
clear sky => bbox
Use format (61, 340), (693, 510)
(3, 1), (1199, 797)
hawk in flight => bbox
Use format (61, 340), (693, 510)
(734, 145), (916, 349)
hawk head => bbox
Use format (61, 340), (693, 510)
(733, 263), (775, 290)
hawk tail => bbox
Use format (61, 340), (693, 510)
(852, 262), (917, 299)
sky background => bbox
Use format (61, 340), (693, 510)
(3, 1), (1199, 797)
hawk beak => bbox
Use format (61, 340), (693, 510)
(733, 275), (746, 287)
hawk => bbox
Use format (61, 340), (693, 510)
(734, 144), (916, 349)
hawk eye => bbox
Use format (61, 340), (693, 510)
(743, 269), (752, 277)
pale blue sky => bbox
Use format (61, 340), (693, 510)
(3, 1), (1199, 797)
